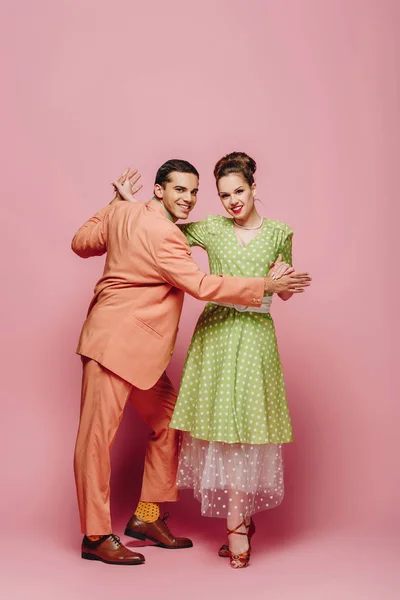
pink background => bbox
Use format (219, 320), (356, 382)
(1, 0), (399, 598)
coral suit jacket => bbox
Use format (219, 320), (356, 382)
(72, 199), (265, 390)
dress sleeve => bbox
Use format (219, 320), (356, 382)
(278, 229), (293, 266)
(178, 220), (208, 249)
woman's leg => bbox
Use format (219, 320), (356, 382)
(227, 521), (248, 555)
(226, 495), (250, 556)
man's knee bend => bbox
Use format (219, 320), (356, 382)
(149, 425), (178, 443)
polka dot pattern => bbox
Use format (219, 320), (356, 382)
(134, 501), (160, 523)
(177, 434), (284, 518)
(169, 216), (294, 518)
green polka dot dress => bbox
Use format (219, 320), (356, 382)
(169, 215), (294, 518)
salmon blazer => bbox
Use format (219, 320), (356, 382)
(72, 200), (265, 389)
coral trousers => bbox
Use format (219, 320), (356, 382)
(74, 359), (179, 535)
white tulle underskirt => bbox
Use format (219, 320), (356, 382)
(176, 432), (284, 518)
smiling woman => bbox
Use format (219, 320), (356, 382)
(216, 152), (257, 222)
(170, 151), (302, 569)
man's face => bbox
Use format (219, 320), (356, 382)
(154, 172), (199, 221)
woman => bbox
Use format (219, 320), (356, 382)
(169, 152), (300, 569)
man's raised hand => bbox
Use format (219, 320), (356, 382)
(111, 168), (142, 203)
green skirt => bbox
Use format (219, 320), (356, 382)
(170, 303), (293, 445)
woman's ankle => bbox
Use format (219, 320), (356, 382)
(227, 516), (246, 532)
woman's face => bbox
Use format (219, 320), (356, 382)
(217, 173), (256, 220)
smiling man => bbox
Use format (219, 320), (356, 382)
(153, 160), (199, 219)
(71, 159), (274, 565)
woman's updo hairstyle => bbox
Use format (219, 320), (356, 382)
(213, 151), (257, 187)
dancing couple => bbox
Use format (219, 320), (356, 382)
(72, 152), (311, 568)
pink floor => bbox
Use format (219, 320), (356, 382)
(3, 525), (399, 600)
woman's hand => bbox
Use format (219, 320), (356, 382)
(111, 168), (142, 203)
(268, 254), (294, 280)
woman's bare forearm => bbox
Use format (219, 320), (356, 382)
(278, 291), (294, 301)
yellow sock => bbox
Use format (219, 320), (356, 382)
(135, 501), (160, 523)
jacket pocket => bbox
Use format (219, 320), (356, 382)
(132, 315), (163, 339)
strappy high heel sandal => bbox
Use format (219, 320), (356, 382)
(225, 520), (252, 569)
(218, 518), (255, 558)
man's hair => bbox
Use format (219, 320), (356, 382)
(155, 159), (199, 187)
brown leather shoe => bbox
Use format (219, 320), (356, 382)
(81, 534), (145, 565)
(125, 513), (193, 549)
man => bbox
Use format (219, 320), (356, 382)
(72, 159), (310, 565)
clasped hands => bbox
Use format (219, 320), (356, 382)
(265, 257), (311, 296)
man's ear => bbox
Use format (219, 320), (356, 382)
(154, 184), (164, 200)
